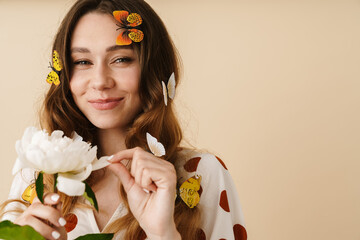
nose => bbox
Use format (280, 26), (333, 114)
(90, 62), (115, 91)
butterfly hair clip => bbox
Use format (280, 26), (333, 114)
(179, 174), (202, 208)
(113, 10), (144, 46)
(146, 132), (165, 157)
(46, 50), (63, 86)
(162, 72), (176, 106)
(22, 182), (36, 204)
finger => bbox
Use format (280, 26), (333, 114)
(53, 225), (67, 240)
(130, 150), (149, 185)
(107, 161), (135, 193)
(140, 166), (177, 191)
(107, 147), (139, 163)
(134, 163), (143, 188)
(32, 193), (60, 206)
(130, 151), (157, 190)
(140, 168), (157, 192)
(130, 151), (138, 178)
(43, 193), (61, 205)
(20, 215), (61, 240)
(55, 201), (63, 212)
(130, 149), (165, 177)
(28, 202), (64, 228)
(130, 151), (173, 192)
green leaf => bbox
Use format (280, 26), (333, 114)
(0, 220), (45, 240)
(83, 181), (98, 211)
(35, 172), (44, 204)
(74, 233), (114, 240)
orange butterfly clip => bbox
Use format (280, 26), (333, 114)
(113, 10), (144, 45)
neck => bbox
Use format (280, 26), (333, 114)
(96, 127), (127, 156)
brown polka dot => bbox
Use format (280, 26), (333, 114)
(216, 156), (228, 170)
(196, 228), (206, 240)
(219, 190), (230, 212)
(184, 157), (201, 172)
(199, 185), (203, 197)
(64, 213), (77, 232)
(233, 224), (247, 240)
(219, 239), (226, 240)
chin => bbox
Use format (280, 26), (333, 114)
(90, 119), (126, 130)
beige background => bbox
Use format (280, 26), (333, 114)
(1, 0), (359, 239)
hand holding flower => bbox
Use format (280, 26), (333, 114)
(0, 127), (114, 240)
(14, 193), (67, 240)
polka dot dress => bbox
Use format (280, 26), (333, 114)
(176, 149), (247, 240)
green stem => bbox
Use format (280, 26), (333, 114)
(53, 173), (58, 193)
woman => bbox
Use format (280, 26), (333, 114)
(1, 0), (246, 239)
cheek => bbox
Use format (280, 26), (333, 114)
(128, 80), (140, 94)
(69, 75), (86, 97)
(122, 70), (141, 93)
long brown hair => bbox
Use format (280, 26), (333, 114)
(39, 0), (200, 239)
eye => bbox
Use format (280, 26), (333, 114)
(74, 60), (92, 65)
(114, 57), (132, 63)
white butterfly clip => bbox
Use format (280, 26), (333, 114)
(146, 132), (165, 157)
(162, 72), (176, 106)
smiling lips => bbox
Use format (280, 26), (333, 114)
(88, 98), (123, 110)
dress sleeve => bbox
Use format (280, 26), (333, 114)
(182, 153), (247, 240)
(1, 169), (35, 222)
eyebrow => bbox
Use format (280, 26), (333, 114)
(71, 45), (132, 53)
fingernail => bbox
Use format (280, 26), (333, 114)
(143, 188), (150, 194)
(58, 217), (66, 227)
(52, 231), (60, 239)
(108, 155), (114, 160)
(51, 194), (60, 202)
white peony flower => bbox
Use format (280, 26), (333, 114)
(13, 127), (110, 196)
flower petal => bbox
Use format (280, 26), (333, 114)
(60, 164), (92, 182)
(71, 131), (83, 142)
(50, 130), (64, 140)
(92, 156), (111, 171)
(57, 175), (85, 196)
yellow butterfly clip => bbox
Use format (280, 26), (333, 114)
(46, 50), (63, 86)
(162, 72), (176, 106)
(22, 183), (37, 204)
(179, 174), (201, 208)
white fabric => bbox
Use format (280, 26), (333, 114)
(1, 150), (247, 240)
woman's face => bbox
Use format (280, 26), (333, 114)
(70, 12), (142, 130)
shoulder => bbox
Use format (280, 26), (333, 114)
(175, 148), (229, 184)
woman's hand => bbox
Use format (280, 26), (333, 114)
(107, 147), (181, 240)
(14, 193), (67, 240)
